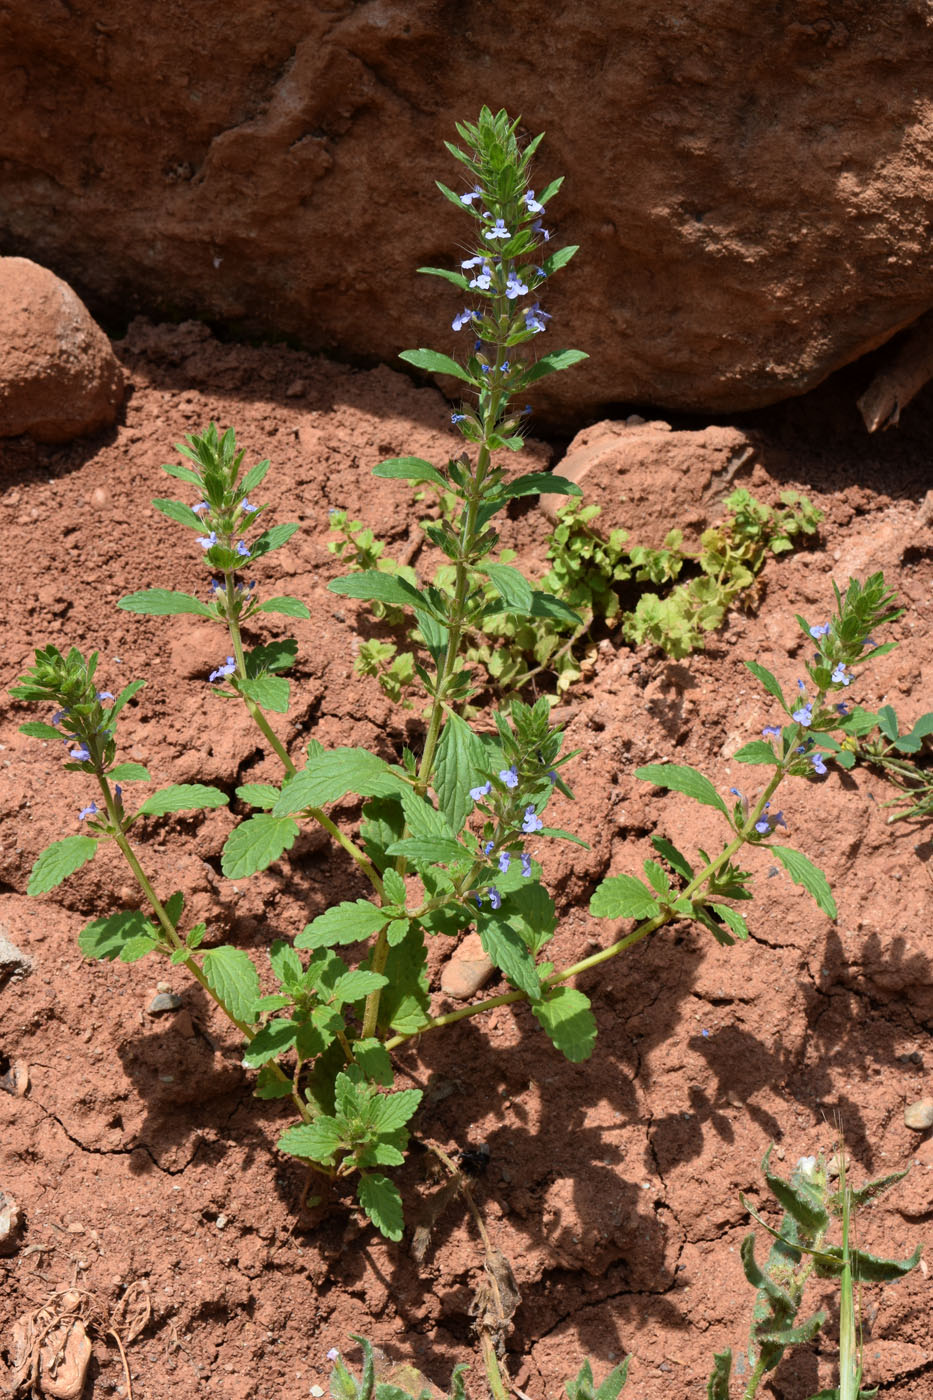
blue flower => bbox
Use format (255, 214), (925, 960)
(505, 270), (529, 299)
(499, 765), (519, 789)
(69, 744), (91, 762)
(862, 636), (876, 649)
(520, 852), (532, 878)
(236, 541), (251, 557)
(240, 499), (258, 513)
(114, 785), (123, 804)
(762, 725), (782, 738)
(488, 887), (502, 909)
(96, 691), (114, 701)
(470, 780), (492, 801)
(792, 701), (813, 726)
(209, 657), (236, 682)
(78, 802), (98, 820)
(522, 805), (543, 834)
(483, 217), (510, 240)
(809, 623), (830, 639)
(461, 186), (483, 205)
(197, 532), (218, 550)
(461, 255), (485, 268)
(469, 263), (493, 291)
(483, 840), (495, 855)
(474, 893), (483, 908)
(523, 190), (544, 214)
(754, 802), (786, 835)
(498, 851), (511, 874)
(835, 701), (849, 715)
(810, 752), (828, 776)
(452, 413), (467, 424)
(51, 709), (67, 726)
(210, 579), (223, 593)
(531, 219), (550, 242)
(831, 662), (852, 687)
(524, 303), (551, 333)
(452, 308), (477, 331)
(193, 501), (210, 514)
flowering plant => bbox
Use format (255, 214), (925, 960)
(6, 109), (909, 1257)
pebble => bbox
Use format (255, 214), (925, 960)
(439, 932), (495, 1000)
(0, 1191), (23, 1255)
(904, 1098), (933, 1130)
(148, 992), (183, 1014)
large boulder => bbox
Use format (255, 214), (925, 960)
(2, 2), (932, 420)
(0, 259), (124, 442)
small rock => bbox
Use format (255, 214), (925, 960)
(148, 992), (183, 1015)
(0, 257), (124, 443)
(0, 1190), (24, 1255)
(0, 1059), (29, 1096)
(439, 932), (496, 1000)
(904, 1098), (933, 1131)
(0, 925), (34, 988)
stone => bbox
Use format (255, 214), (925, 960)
(0, 1190), (24, 1255)
(148, 992), (183, 1015)
(439, 932), (496, 1000)
(3, 4), (933, 419)
(904, 1098), (933, 1131)
(543, 419), (761, 547)
(0, 258), (123, 442)
(0, 925), (34, 988)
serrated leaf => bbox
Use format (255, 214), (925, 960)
(733, 740), (780, 766)
(117, 588), (213, 617)
(255, 596), (311, 619)
(255, 1065), (294, 1099)
(118, 934), (162, 963)
(371, 456), (447, 488)
(152, 497), (206, 529)
(241, 1018), (298, 1067)
(484, 563), (533, 613)
(745, 660), (788, 710)
(385, 919), (410, 946)
(706, 1350), (732, 1400)
(296, 900), (389, 950)
(221, 813), (299, 878)
(399, 788), (453, 840)
(384, 836), (467, 865)
(651, 835), (695, 880)
(434, 710), (486, 836)
(137, 783), (228, 816)
(477, 917), (540, 999)
(532, 986), (596, 1062)
(771, 845), (837, 918)
(278, 1116), (344, 1164)
(235, 782), (280, 809)
(238, 675), (290, 714)
(332, 970), (388, 1005)
(398, 347), (474, 384)
(369, 1087), (422, 1135)
(78, 909), (156, 960)
(275, 747), (407, 813)
(18, 721), (64, 740)
(107, 762), (152, 782)
(357, 1173), (405, 1240)
(248, 521), (301, 560)
(328, 570), (437, 615)
(28, 835), (99, 895)
(635, 763), (729, 816)
(521, 348), (588, 385)
(710, 903), (749, 941)
(589, 874), (661, 921)
(381, 868), (407, 907)
(353, 1038), (393, 1087)
(201, 946), (261, 1024)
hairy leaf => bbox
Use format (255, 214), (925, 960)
(28, 835), (98, 895)
(221, 813), (299, 877)
(201, 946), (261, 1023)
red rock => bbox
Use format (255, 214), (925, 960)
(0, 258), (123, 442)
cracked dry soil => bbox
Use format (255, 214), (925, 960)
(1, 319), (932, 1400)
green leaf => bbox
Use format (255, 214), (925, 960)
(254, 596), (311, 619)
(434, 711), (487, 837)
(477, 918), (540, 999)
(18, 721), (64, 740)
(384, 836), (467, 865)
(415, 265), (470, 291)
(235, 782), (280, 809)
(706, 1350), (732, 1400)
(278, 1116), (344, 1165)
(245, 638), (297, 675)
(369, 1087), (422, 1134)
(381, 869), (407, 907)
(28, 835), (99, 895)
(328, 571), (437, 615)
(78, 909), (157, 960)
(238, 458), (271, 495)
(118, 934), (161, 963)
(201, 946), (261, 1023)
(137, 783), (228, 816)
(269, 939), (302, 985)
(332, 970), (388, 1005)
(745, 660), (787, 710)
(358, 1173), (405, 1240)
(238, 676), (290, 714)
(160, 461), (202, 486)
(733, 740), (779, 766)
(399, 788), (453, 840)
(248, 521), (301, 560)
(108, 678), (146, 721)
(651, 835), (694, 881)
(107, 762), (152, 782)
(635, 763), (729, 816)
(296, 900), (389, 950)
(484, 563), (533, 613)
(353, 1039), (393, 1087)
(521, 348), (588, 385)
(241, 1019), (298, 1067)
(275, 748), (407, 813)
(877, 704), (899, 742)
(710, 904), (749, 941)
(152, 497), (206, 530)
(532, 986), (596, 1062)
(497, 472), (583, 500)
(589, 874), (661, 921)
(117, 588), (214, 617)
(771, 845), (837, 918)
(372, 456), (447, 488)
(254, 1064), (294, 1099)
(398, 348), (474, 384)
(221, 813), (300, 878)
